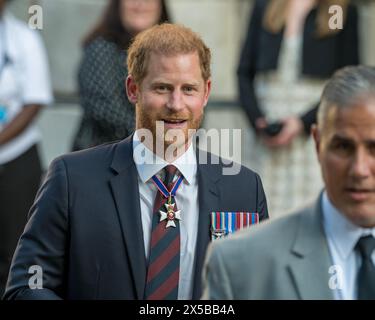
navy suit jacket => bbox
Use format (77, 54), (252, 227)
(3, 136), (268, 299)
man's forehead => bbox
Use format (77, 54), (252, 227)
(319, 103), (375, 141)
(324, 112), (375, 142)
(143, 51), (204, 83)
(324, 101), (375, 126)
(148, 50), (199, 62)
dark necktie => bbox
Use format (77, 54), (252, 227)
(356, 235), (375, 300)
(144, 165), (181, 300)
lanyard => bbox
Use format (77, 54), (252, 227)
(151, 173), (184, 199)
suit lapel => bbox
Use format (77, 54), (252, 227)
(192, 157), (221, 299)
(287, 195), (334, 300)
(109, 136), (147, 299)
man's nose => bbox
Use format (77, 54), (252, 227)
(349, 148), (372, 179)
(166, 90), (184, 112)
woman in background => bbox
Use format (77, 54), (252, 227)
(238, 0), (359, 217)
(72, 0), (170, 151)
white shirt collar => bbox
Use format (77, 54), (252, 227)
(132, 131), (197, 184)
(322, 191), (375, 260)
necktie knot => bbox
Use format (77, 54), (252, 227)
(356, 235), (375, 260)
(164, 165), (177, 187)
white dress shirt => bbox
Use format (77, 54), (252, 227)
(0, 11), (53, 164)
(322, 192), (375, 300)
(132, 131), (199, 299)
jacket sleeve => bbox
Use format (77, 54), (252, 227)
(237, 0), (265, 130)
(3, 158), (69, 300)
(78, 39), (135, 138)
(255, 172), (269, 221)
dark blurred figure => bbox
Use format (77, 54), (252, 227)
(72, 0), (170, 150)
(0, 0), (53, 295)
(238, 0), (359, 217)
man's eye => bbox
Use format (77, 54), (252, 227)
(337, 142), (349, 149)
(155, 86), (169, 92)
(331, 141), (353, 153)
(184, 86), (195, 93)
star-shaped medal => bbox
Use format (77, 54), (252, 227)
(159, 202), (181, 228)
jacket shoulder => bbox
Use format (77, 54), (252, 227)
(198, 150), (260, 178)
(53, 141), (122, 174)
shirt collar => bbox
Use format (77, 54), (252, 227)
(322, 191), (375, 260)
(132, 130), (197, 184)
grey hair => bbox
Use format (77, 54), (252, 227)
(318, 65), (375, 129)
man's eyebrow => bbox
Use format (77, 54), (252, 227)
(330, 134), (353, 142)
(150, 81), (172, 87)
(329, 135), (355, 147)
(331, 134), (375, 145)
(151, 81), (201, 87)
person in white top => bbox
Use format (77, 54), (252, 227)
(203, 65), (375, 300)
(0, 0), (53, 295)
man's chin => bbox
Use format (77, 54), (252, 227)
(343, 204), (375, 228)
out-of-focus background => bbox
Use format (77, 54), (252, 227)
(7, 0), (375, 169)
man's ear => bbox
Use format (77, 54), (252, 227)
(203, 79), (212, 108)
(126, 75), (138, 104)
(311, 124), (321, 159)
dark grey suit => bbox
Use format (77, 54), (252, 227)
(3, 135), (268, 300)
(203, 195), (335, 299)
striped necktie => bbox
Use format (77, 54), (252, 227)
(356, 235), (375, 300)
(144, 165), (181, 299)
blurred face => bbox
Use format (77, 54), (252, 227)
(313, 98), (375, 228)
(120, 0), (162, 35)
(126, 52), (211, 156)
